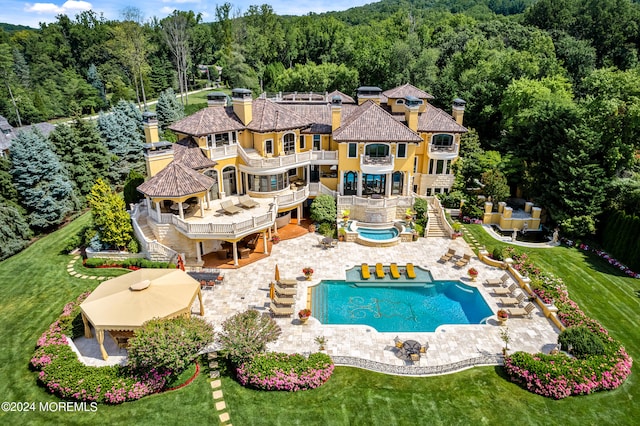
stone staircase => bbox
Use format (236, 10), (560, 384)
(426, 205), (449, 238)
(137, 215), (156, 241)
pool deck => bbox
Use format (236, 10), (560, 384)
(194, 231), (560, 375)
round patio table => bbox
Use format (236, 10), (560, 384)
(403, 340), (422, 355)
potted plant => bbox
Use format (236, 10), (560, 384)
(338, 228), (347, 242)
(467, 267), (478, 281)
(271, 235), (281, 244)
(341, 209), (350, 220)
(405, 208), (414, 220)
(298, 308), (311, 324)
(314, 336), (327, 350)
(452, 222), (462, 239)
(499, 326), (511, 355)
(497, 309), (509, 325)
(302, 267), (314, 280)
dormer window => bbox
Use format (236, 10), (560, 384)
(395, 99), (405, 105)
(207, 131), (236, 148)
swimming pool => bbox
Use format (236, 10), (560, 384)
(356, 227), (399, 240)
(312, 269), (493, 332)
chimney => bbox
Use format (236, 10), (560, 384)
(207, 91), (228, 107)
(452, 98), (466, 126)
(142, 111), (159, 143)
(356, 86), (382, 105)
(331, 95), (342, 131)
(232, 88), (253, 125)
(404, 96), (420, 132)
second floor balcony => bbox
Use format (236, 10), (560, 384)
(360, 154), (395, 174)
(428, 142), (459, 159)
(238, 145), (311, 172)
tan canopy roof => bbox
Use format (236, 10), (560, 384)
(137, 161), (214, 198)
(80, 269), (202, 331)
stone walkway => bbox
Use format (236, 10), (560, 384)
(66, 255), (107, 281)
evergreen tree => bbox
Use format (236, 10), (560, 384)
(87, 178), (133, 250)
(0, 203), (32, 260)
(155, 87), (184, 129)
(97, 100), (145, 184)
(0, 156), (20, 208)
(9, 129), (77, 230)
(87, 63), (107, 107)
(49, 120), (112, 197)
(123, 169), (146, 206)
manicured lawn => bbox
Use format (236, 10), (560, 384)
(2, 215), (639, 424)
(220, 224), (640, 424)
(0, 213), (217, 425)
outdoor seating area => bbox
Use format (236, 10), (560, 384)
(393, 337), (428, 363)
(406, 263), (416, 279)
(439, 248), (456, 263)
(454, 253), (471, 268)
(220, 199), (242, 215)
(238, 194), (259, 209)
(390, 263), (400, 279)
(506, 302), (536, 317)
(361, 263), (371, 279)
(485, 273), (509, 286)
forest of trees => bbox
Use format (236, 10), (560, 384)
(1, 0), (640, 266)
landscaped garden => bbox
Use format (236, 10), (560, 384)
(2, 218), (639, 424)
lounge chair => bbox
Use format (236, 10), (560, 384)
(390, 263), (401, 279)
(269, 303), (294, 317)
(278, 279), (297, 288)
(237, 194), (259, 209)
(220, 199), (242, 215)
(485, 273), (510, 287)
(361, 263), (371, 280)
(406, 263), (416, 279)
(272, 294), (295, 306)
(274, 283), (296, 296)
(454, 253), (472, 268)
(439, 248), (456, 263)
(499, 292), (525, 306)
(375, 263), (385, 279)
(506, 302), (536, 318)
(492, 283), (518, 296)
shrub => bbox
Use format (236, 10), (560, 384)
(310, 194), (336, 224)
(236, 352), (334, 391)
(218, 310), (282, 365)
(560, 215), (596, 238)
(31, 292), (171, 404)
(558, 326), (606, 359)
(492, 247), (504, 261)
(126, 237), (140, 254)
(413, 197), (429, 219)
(62, 234), (83, 254)
(317, 222), (334, 238)
(128, 317), (214, 379)
(413, 223), (424, 236)
(461, 203), (483, 219)
(437, 191), (464, 209)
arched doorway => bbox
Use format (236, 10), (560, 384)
(392, 171), (403, 195)
(204, 169), (219, 200)
(222, 166), (237, 196)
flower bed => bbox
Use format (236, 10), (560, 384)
(562, 240), (640, 279)
(83, 257), (175, 269)
(502, 247), (633, 399)
(31, 292), (171, 404)
(236, 352), (334, 391)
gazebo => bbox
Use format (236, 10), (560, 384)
(80, 269), (205, 360)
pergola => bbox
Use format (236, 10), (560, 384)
(80, 269), (205, 360)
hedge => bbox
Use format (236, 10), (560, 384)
(83, 257), (175, 269)
(236, 352), (334, 392)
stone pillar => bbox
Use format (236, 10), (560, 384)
(357, 172), (363, 197)
(179, 203), (184, 220)
(200, 200), (205, 217)
(263, 231), (269, 255)
(385, 173), (392, 196)
(232, 241), (239, 267)
(196, 241), (202, 263)
(503, 207), (513, 218)
(155, 201), (161, 219)
(498, 202), (506, 213)
(297, 204), (303, 225)
(531, 207), (541, 219)
(485, 202), (493, 213)
(525, 202), (533, 213)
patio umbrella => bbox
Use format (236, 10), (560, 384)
(269, 282), (275, 300)
(275, 264), (280, 282)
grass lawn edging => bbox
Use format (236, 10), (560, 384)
(236, 352), (334, 392)
(479, 248), (633, 399)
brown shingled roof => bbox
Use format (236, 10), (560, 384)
(168, 106), (244, 136)
(326, 90), (356, 104)
(174, 138), (217, 170)
(247, 99), (312, 132)
(417, 104), (467, 133)
(382, 83), (434, 100)
(137, 161), (214, 198)
(333, 101), (422, 143)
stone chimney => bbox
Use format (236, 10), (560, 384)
(452, 98), (466, 126)
(232, 88), (253, 125)
(331, 95), (342, 131)
(207, 91), (228, 107)
(404, 96), (420, 132)
(142, 110), (159, 143)
(356, 86), (382, 105)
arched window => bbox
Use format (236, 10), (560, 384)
(222, 166), (237, 195)
(283, 133), (296, 154)
(364, 144), (389, 158)
(392, 171), (403, 195)
(395, 99), (405, 105)
(344, 171), (357, 195)
(204, 169), (219, 200)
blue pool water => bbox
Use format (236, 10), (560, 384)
(312, 268), (493, 332)
(355, 226), (399, 241)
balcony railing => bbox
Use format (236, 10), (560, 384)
(275, 186), (309, 208)
(237, 144), (311, 169)
(311, 150), (338, 161)
(428, 143), (459, 155)
(337, 194), (414, 209)
(360, 155), (395, 174)
(309, 182), (338, 197)
(207, 144), (237, 159)
(147, 205), (277, 239)
(362, 155), (393, 165)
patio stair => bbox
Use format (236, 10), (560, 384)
(136, 215), (157, 241)
(426, 205), (448, 238)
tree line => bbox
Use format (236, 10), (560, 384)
(1, 0), (639, 259)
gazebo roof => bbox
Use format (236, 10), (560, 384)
(80, 269), (200, 330)
(137, 161), (214, 198)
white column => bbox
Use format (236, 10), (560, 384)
(263, 231), (269, 255)
(196, 241), (202, 262)
(385, 173), (392, 196)
(232, 241), (239, 266)
(146, 197), (151, 211)
(200, 199), (205, 217)
(206, 192), (211, 209)
(339, 171), (344, 196)
(297, 204), (303, 225)
(155, 200), (161, 218)
(357, 172), (363, 197)
(179, 203), (184, 220)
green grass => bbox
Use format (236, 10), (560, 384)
(220, 224), (640, 425)
(0, 213), (217, 425)
(3, 216), (640, 424)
